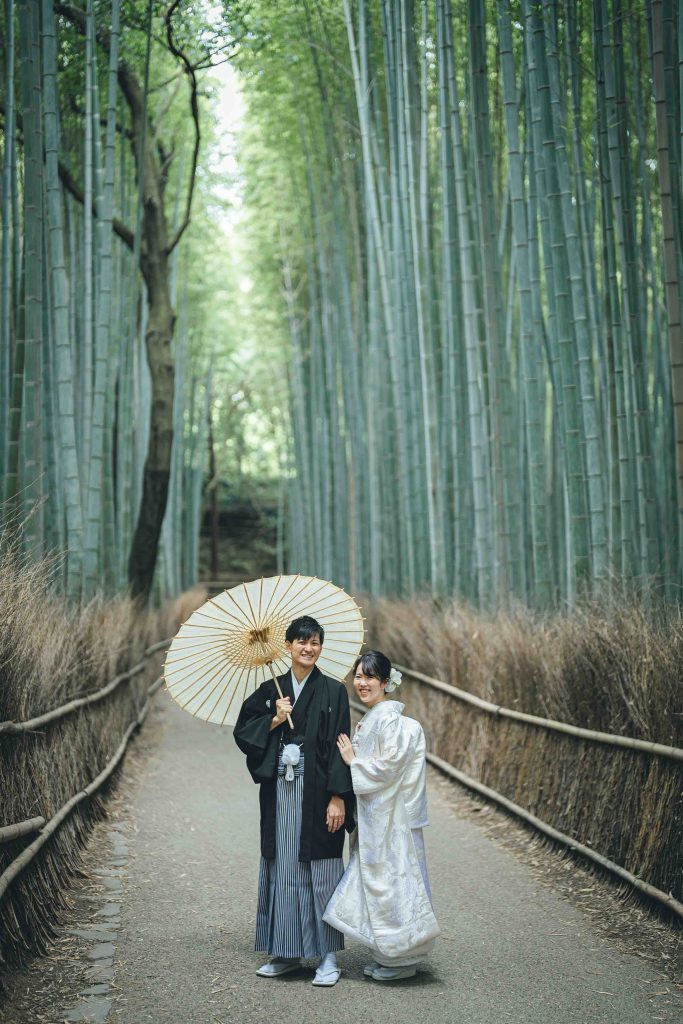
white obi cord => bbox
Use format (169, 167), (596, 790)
(282, 743), (301, 781)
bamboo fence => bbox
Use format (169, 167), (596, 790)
(0, 675), (164, 900)
(0, 633), (171, 969)
(349, 659), (683, 923)
(5, 630), (680, 962)
(423, 749), (683, 922)
(0, 640), (169, 849)
(0, 638), (170, 736)
(394, 664), (683, 763)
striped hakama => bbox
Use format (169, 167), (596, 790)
(255, 749), (344, 958)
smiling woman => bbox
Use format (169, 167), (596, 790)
(351, 650), (392, 709)
(326, 648), (439, 982)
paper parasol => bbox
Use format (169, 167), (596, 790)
(163, 574), (364, 727)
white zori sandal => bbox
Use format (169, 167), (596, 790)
(312, 954), (341, 986)
(256, 958), (301, 978)
(371, 965), (417, 981)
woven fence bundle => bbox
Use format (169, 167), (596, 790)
(0, 553), (205, 971)
(365, 597), (683, 916)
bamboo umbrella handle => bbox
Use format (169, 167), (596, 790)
(266, 662), (294, 730)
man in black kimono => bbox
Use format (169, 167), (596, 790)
(233, 615), (354, 986)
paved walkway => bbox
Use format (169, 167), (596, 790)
(4, 691), (682, 1024)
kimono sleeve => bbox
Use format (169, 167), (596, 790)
(350, 714), (412, 795)
(326, 684), (354, 798)
(233, 684), (280, 783)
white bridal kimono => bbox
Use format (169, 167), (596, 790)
(323, 699), (440, 966)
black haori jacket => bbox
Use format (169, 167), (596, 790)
(233, 666), (355, 862)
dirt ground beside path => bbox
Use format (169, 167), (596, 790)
(1, 691), (681, 1024)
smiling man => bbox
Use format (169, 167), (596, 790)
(233, 615), (354, 987)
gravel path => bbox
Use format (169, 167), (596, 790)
(109, 694), (682, 1024)
(3, 691), (681, 1024)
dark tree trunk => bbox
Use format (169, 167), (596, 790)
(128, 284), (175, 599)
(55, 3), (201, 604)
(121, 58), (177, 602)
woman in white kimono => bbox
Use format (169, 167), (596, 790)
(323, 651), (440, 982)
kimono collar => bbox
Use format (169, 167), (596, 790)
(361, 698), (405, 723)
(290, 668), (313, 698)
(279, 664), (322, 732)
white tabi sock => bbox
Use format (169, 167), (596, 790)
(318, 952), (338, 974)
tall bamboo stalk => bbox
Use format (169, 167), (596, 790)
(0, 0), (15, 495)
(17, 0), (44, 554)
(497, 0), (553, 605)
(650, 0), (683, 575)
(41, 0), (84, 594)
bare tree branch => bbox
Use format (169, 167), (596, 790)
(0, 98), (135, 250)
(149, 48), (241, 92)
(164, 0), (201, 254)
(58, 162), (136, 250)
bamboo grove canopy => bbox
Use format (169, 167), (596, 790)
(0, 0), (213, 602)
(234, 0), (683, 608)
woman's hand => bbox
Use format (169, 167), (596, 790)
(337, 733), (355, 765)
(270, 696), (293, 729)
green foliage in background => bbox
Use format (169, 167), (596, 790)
(227, 0), (683, 609)
(0, 0), (258, 600)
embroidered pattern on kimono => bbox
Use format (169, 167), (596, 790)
(323, 700), (440, 964)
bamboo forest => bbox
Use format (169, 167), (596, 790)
(1, 0), (682, 610)
(4, 3), (683, 1015)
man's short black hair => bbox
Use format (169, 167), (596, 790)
(285, 615), (325, 645)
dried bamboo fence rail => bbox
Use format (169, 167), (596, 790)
(350, 664), (683, 923)
(0, 583), (208, 971)
(0, 638), (172, 845)
(0, 638), (171, 736)
(0, 818), (46, 844)
(0, 676), (164, 901)
(394, 665), (683, 762)
(421, 750), (683, 921)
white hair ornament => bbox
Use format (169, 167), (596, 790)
(386, 668), (402, 693)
